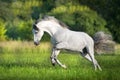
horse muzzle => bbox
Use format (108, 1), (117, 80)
(34, 42), (40, 46)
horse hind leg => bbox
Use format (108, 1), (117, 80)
(94, 59), (102, 71)
(84, 47), (102, 71)
(81, 47), (92, 62)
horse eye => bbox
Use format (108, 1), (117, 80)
(35, 31), (39, 34)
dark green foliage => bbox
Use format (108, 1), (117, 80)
(6, 20), (33, 40)
(0, 0), (119, 42)
(80, 0), (120, 42)
(49, 4), (108, 36)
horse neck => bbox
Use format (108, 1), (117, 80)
(42, 21), (67, 37)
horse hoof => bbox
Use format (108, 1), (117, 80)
(62, 64), (67, 69)
(52, 63), (55, 66)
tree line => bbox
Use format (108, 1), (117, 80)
(0, 0), (120, 43)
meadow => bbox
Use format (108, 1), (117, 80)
(0, 41), (120, 80)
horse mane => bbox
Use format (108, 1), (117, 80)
(42, 15), (69, 28)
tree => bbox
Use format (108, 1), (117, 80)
(0, 1), (13, 21)
(6, 0), (43, 40)
(80, 0), (120, 42)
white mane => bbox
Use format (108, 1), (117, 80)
(36, 16), (69, 28)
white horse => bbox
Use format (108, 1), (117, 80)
(32, 16), (102, 71)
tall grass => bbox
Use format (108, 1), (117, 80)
(0, 41), (120, 80)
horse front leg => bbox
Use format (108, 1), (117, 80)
(50, 48), (57, 66)
(51, 48), (67, 69)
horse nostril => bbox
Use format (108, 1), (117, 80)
(34, 42), (39, 46)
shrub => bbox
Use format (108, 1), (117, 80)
(6, 19), (33, 40)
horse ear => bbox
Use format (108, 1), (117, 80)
(33, 24), (39, 31)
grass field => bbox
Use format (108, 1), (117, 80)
(0, 41), (120, 80)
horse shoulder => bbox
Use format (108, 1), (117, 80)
(52, 30), (68, 44)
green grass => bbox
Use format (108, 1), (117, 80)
(0, 41), (120, 80)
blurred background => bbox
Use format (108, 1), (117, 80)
(0, 0), (120, 43)
(0, 1), (120, 79)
